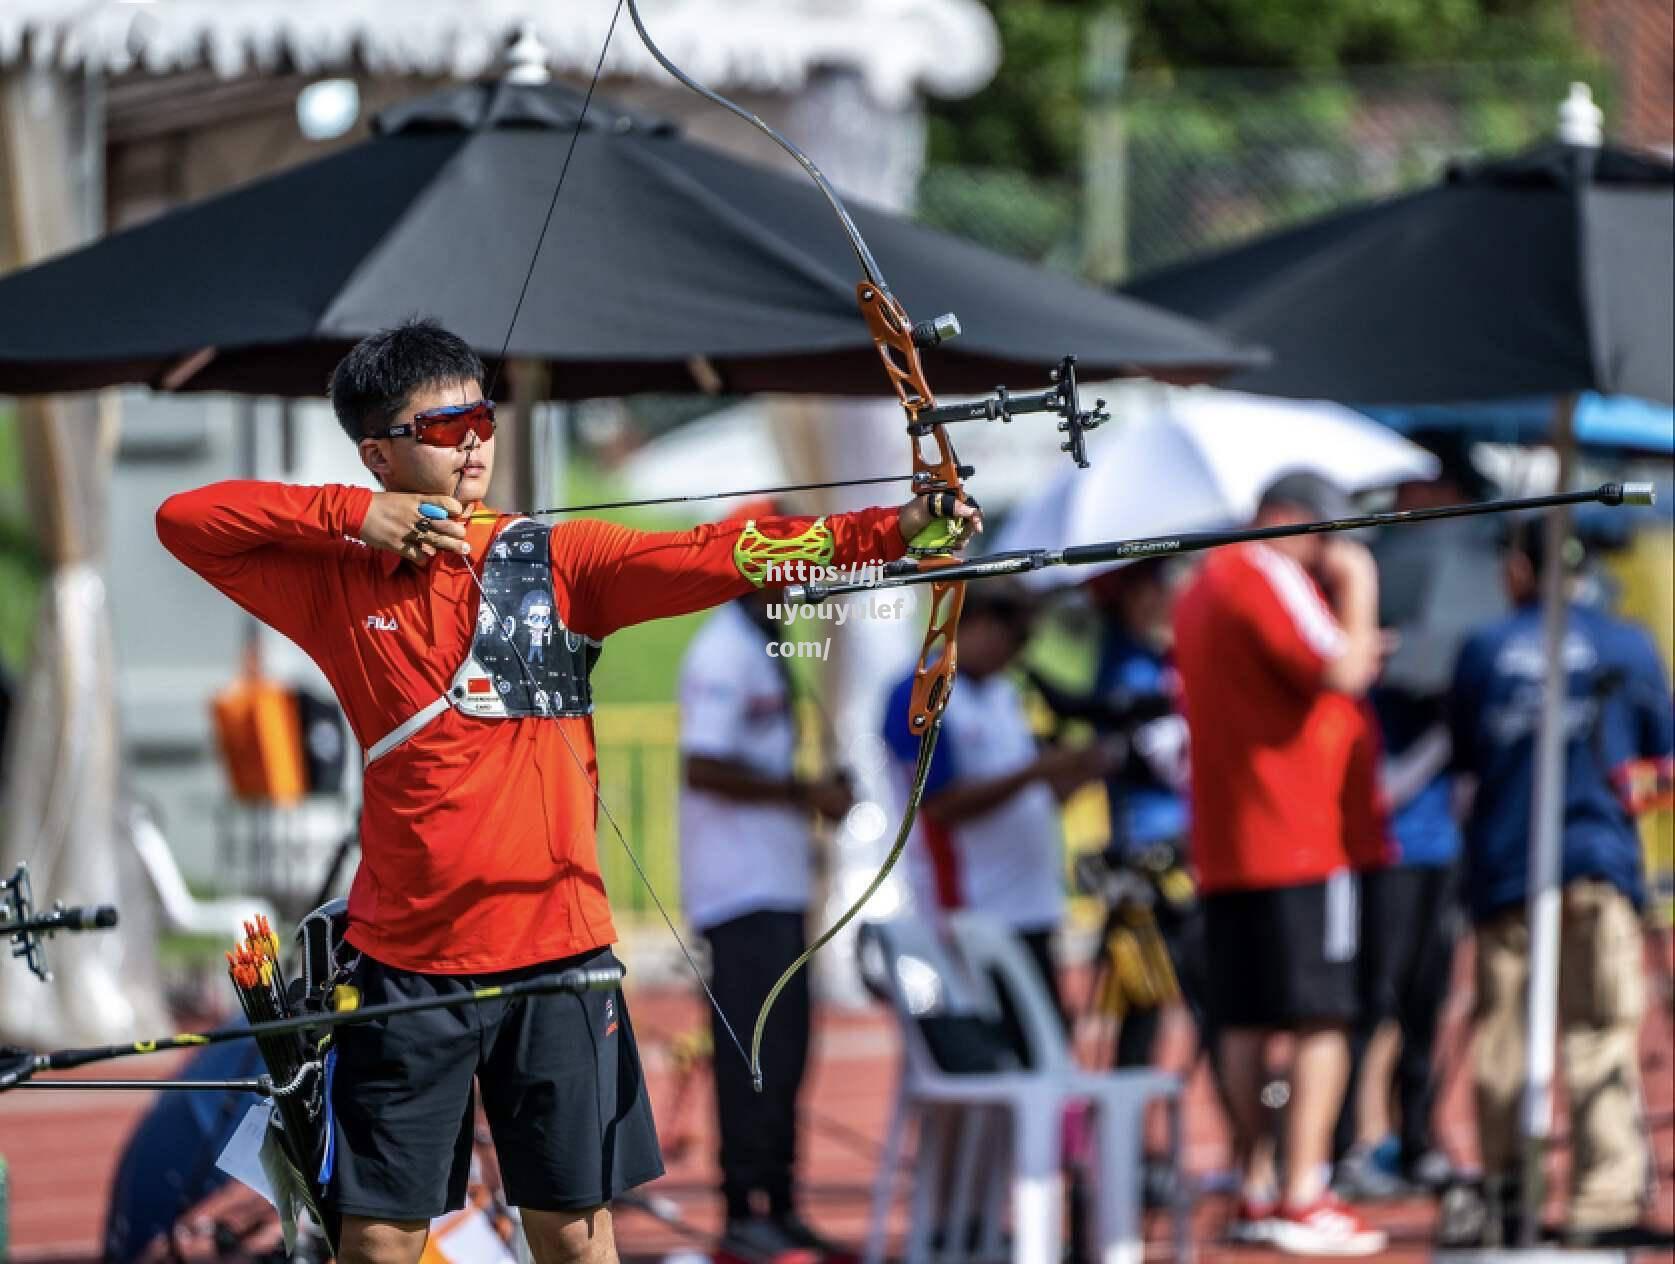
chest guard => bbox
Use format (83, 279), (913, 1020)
(453, 519), (599, 719)
(364, 519), (600, 767)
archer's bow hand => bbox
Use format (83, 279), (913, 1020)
(899, 492), (983, 554)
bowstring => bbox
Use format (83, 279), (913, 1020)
(481, 0), (626, 402)
(469, 468), (966, 521)
(450, 544), (752, 1073)
(469, 0), (752, 1073)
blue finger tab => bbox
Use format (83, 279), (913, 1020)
(418, 503), (449, 520)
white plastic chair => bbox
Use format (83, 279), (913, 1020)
(129, 798), (278, 938)
(859, 917), (1056, 1264)
(946, 912), (1187, 1264)
(859, 916), (1185, 1264)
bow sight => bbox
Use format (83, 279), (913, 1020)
(907, 327), (1111, 470)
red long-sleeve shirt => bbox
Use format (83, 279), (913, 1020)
(157, 481), (907, 971)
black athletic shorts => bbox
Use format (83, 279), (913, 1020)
(325, 946), (664, 1221)
(1203, 873), (1361, 1029)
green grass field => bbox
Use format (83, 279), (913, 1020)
(0, 411), (41, 673)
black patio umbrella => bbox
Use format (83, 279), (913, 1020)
(0, 80), (1261, 399)
(1125, 140), (1673, 406)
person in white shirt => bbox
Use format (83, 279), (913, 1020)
(678, 589), (852, 1261)
(882, 585), (1118, 1020)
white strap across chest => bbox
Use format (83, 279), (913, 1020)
(363, 695), (450, 768)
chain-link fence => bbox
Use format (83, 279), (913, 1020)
(917, 59), (1602, 285)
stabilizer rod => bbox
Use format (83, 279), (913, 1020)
(0, 965), (623, 1090)
(786, 483), (1655, 601)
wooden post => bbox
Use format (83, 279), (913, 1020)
(0, 67), (167, 1045)
(489, 358), (549, 512)
(1080, 13), (1132, 285)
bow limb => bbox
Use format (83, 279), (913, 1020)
(748, 714), (944, 1089)
(743, 293), (968, 1091)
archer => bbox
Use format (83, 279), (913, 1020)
(155, 317), (978, 1264)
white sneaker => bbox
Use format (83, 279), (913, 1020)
(1227, 1195), (1280, 1244)
(1269, 1197), (1388, 1256)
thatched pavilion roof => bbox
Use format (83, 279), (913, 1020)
(0, 0), (999, 107)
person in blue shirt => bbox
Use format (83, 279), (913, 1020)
(1335, 471), (1501, 1200)
(1451, 520), (1674, 1249)
(1089, 561), (1192, 857)
(1077, 562), (1201, 1073)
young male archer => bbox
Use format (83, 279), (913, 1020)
(156, 318), (977, 1264)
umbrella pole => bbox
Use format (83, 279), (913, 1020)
(1518, 392), (1577, 1246)
(489, 359), (549, 513)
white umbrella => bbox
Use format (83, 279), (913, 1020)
(993, 385), (1440, 585)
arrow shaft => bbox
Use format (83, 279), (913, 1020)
(474, 467), (973, 520)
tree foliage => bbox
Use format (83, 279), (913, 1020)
(1122, 0), (1577, 72)
(927, 0), (1581, 174)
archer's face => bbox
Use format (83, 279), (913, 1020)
(359, 378), (496, 504)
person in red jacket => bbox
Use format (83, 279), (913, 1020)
(156, 318), (977, 1264)
(1172, 473), (1389, 1258)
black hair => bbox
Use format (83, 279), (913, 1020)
(964, 585), (1035, 635)
(328, 318), (486, 442)
(1503, 515), (1585, 574)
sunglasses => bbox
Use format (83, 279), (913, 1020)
(369, 399), (496, 447)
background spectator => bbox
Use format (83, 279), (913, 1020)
(1451, 520), (1675, 1249)
(1334, 464), (1501, 1198)
(884, 585), (1116, 1023)
(1172, 472), (1389, 1257)
(678, 589), (854, 1260)
(1030, 561), (1207, 1071)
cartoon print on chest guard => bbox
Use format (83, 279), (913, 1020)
(518, 591), (553, 666)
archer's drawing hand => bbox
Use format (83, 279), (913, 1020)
(362, 493), (469, 565)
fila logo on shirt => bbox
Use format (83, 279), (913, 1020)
(364, 613), (399, 633)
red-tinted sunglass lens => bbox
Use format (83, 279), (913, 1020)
(414, 404), (495, 447)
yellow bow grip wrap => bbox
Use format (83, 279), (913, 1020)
(908, 517), (968, 556)
(733, 518), (836, 587)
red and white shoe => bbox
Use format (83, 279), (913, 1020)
(1227, 1194), (1280, 1244)
(1270, 1197), (1388, 1256)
